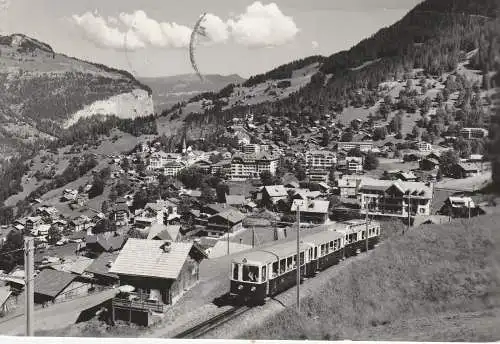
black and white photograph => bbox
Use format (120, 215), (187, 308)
(0, 0), (499, 341)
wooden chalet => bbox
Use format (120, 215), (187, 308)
(109, 239), (207, 326)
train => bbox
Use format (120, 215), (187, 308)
(229, 219), (381, 304)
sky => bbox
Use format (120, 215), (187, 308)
(0, 0), (423, 78)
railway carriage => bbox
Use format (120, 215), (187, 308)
(304, 231), (344, 277)
(230, 240), (311, 304)
(229, 221), (381, 305)
(337, 220), (381, 258)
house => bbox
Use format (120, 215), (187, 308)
(205, 209), (246, 237)
(82, 252), (120, 287)
(450, 163), (480, 179)
(359, 180), (433, 218)
(109, 239), (207, 325)
(337, 141), (374, 152)
(337, 175), (363, 198)
(345, 156), (363, 174)
(291, 189), (322, 201)
(290, 199), (330, 225)
(305, 150), (337, 170)
(33, 269), (90, 304)
(394, 171), (418, 182)
(307, 168), (329, 183)
(417, 141), (432, 153)
(111, 203), (130, 227)
(85, 233), (126, 256)
(164, 161), (185, 177)
(460, 127), (488, 139)
(260, 185), (288, 207)
(201, 203), (233, 216)
(62, 189), (78, 201)
(225, 194), (247, 210)
(419, 157), (439, 171)
(69, 215), (92, 232)
(25, 216), (43, 233)
(0, 286), (15, 317)
(147, 223), (181, 242)
(439, 196), (482, 218)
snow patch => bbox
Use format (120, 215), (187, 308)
(63, 89), (154, 128)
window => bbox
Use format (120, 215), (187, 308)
(262, 265), (267, 282)
(300, 252), (304, 265)
(280, 259), (286, 274)
(242, 265), (259, 282)
(272, 261), (279, 277)
(362, 231), (366, 239)
(320, 244), (325, 256)
(232, 263), (239, 280)
(287, 257), (293, 271)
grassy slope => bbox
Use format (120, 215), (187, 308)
(242, 214), (500, 341)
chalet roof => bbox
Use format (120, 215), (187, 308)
(109, 239), (197, 280)
(147, 223), (181, 241)
(84, 252), (119, 279)
(85, 233), (126, 252)
(263, 185), (288, 197)
(457, 162), (480, 171)
(34, 269), (77, 298)
(225, 194), (246, 205)
(291, 199), (330, 214)
(47, 257), (94, 275)
(210, 209), (246, 224)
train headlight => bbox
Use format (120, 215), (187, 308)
(238, 285), (243, 290)
(251, 286), (256, 292)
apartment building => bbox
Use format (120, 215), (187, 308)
(346, 156), (363, 174)
(460, 128), (489, 139)
(337, 141), (374, 152)
(230, 152), (279, 181)
(358, 180), (433, 218)
(305, 150), (337, 170)
(243, 144), (261, 154)
(147, 152), (181, 171)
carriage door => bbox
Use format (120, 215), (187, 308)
(264, 264), (270, 295)
(314, 247), (319, 270)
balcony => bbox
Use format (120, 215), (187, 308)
(112, 295), (164, 313)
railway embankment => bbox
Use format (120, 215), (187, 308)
(239, 214), (500, 341)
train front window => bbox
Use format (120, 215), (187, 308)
(232, 263), (239, 280)
(242, 265), (259, 282)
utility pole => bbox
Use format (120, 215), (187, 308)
(252, 226), (255, 248)
(296, 204), (300, 313)
(365, 204), (369, 252)
(406, 193), (411, 234)
(227, 217), (230, 256)
(24, 237), (34, 337)
(468, 199), (471, 220)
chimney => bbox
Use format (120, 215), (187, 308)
(161, 241), (172, 253)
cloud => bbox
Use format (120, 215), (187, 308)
(227, 2), (299, 47)
(71, 1), (299, 51)
(71, 12), (145, 50)
(311, 40), (319, 50)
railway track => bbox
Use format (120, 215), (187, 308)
(173, 305), (251, 339)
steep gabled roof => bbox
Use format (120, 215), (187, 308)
(109, 239), (197, 280)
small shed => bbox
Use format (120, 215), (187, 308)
(34, 269), (89, 304)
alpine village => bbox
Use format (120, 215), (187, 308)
(0, 0), (499, 341)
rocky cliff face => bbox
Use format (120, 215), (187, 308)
(0, 33), (153, 157)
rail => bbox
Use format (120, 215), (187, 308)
(112, 298), (164, 313)
(173, 306), (250, 339)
